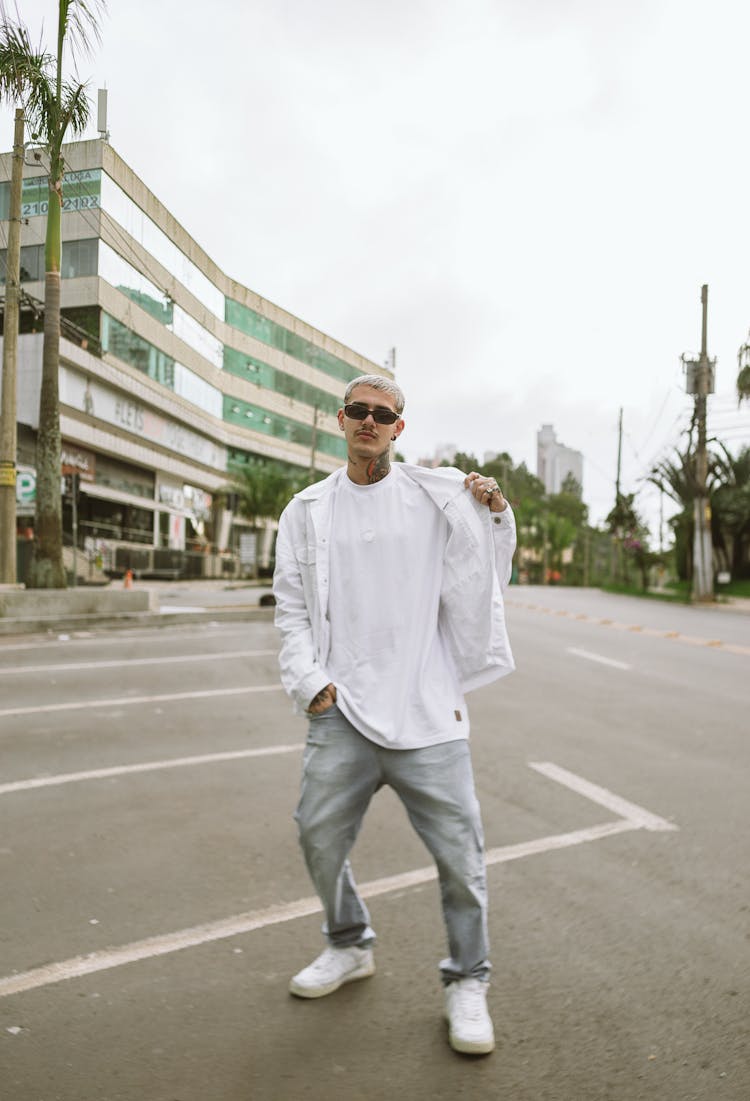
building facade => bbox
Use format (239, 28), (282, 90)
(536, 424), (583, 496)
(0, 139), (391, 579)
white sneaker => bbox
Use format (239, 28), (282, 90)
(289, 945), (375, 999)
(444, 978), (495, 1054)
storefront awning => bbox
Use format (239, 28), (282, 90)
(80, 482), (157, 511)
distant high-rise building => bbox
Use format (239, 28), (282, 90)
(536, 424), (583, 495)
(417, 443), (458, 468)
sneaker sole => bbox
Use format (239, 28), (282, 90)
(289, 960), (375, 999)
(448, 1031), (496, 1055)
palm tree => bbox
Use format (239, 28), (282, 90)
(227, 458), (303, 529)
(711, 444), (750, 579)
(648, 446), (702, 582)
(224, 458), (303, 576)
(0, 1), (105, 587)
(649, 438), (746, 581)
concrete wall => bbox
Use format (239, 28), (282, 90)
(0, 588), (157, 619)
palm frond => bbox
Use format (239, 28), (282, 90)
(23, 76), (57, 142)
(58, 77), (91, 138)
(0, 18), (54, 103)
(59, 0), (106, 68)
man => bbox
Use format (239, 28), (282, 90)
(272, 374), (515, 1055)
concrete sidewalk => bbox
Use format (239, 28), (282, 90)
(0, 579), (276, 638)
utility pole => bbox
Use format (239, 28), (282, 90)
(659, 489), (664, 555)
(682, 285), (715, 601)
(0, 109), (25, 585)
(71, 473), (78, 587)
(615, 407), (623, 503)
(612, 407), (623, 583)
(309, 404), (318, 482)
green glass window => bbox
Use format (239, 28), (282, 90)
(100, 173), (224, 319)
(62, 305), (101, 340)
(0, 244), (42, 283)
(222, 345), (341, 416)
(61, 238), (98, 278)
(99, 240), (172, 324)
(225, 297), (361, 385)
(99, 314), (221, 417)
(0, 239), (98, 283)
(227, 448), (307, 479)
(101, 313), (175, 389)
(223, 396), (346, 459)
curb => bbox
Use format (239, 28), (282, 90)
(0, 606), (276, 639)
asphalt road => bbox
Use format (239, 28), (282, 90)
(0, 588), (747, 1101)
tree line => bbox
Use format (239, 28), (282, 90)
(228, 436), (750, 593)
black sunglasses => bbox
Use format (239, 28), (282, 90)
(344, 403), (401, 425)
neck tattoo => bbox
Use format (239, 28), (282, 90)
(348, 448), (391, 484)
(365, 449), (391, 483)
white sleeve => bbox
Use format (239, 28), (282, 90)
(272, 505), (332, 712)
(489, 503), (517, 591)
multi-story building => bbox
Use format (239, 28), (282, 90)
(0, 138), (391, 579)
(536, 424), (583, 496)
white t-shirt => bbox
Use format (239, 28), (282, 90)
(327, 466), (468, 749)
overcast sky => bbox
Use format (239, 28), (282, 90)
(3, 0), (750, 536)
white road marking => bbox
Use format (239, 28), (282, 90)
(0, 762), (679, 998)
(0, 625), (260, 655)
(529, 761), (678, 832)
(0, 765), (679, 999)
(0, 744), (303, 796)
(0, 683), (284, 719)
(0, 649), (277, 676)
(566, 647), (631, 670)
(0, 816), (641, 999)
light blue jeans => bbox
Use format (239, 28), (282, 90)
(294, 704), (490, 984)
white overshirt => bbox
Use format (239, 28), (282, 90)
(327, 466), (468, 749)
(273, 462), (516, 719)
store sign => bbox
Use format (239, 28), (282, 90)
(61, 443), (96, 481)
(16, 468), (36, 509)
(239, 532), (257, 566)
(12, 460), (90, 509)
(184, 484), (212, 521)
(169, 513), (185, 550)
(158, 483), (185, 510)
(20, 169), (101, 219)
(60, 367), (226, 470)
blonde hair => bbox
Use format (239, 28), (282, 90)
(344, 374), (405, 414)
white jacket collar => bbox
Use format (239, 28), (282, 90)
(293, 462), (467, 508)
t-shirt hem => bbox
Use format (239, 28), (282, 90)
(336, 697), (470, 750)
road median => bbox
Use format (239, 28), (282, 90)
(0, 585), (275, 637)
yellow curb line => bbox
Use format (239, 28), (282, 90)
(505, 600), (750, 657)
